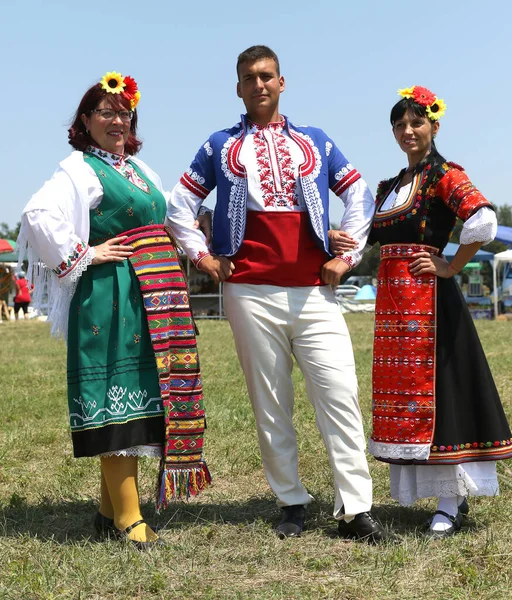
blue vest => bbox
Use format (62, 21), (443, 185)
(179, 114), (361, 256)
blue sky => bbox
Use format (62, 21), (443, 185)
(2, 0), (511, 228)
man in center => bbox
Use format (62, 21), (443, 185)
(168, 45), (383, 542)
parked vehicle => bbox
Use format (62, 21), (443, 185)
(345, 275), (373, 288)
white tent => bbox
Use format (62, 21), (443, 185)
(492, 249), (512, 318)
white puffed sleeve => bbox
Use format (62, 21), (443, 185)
(459, 207), (497, 245)
(20, 163), (102, 285)
(17, 154), (102, 338)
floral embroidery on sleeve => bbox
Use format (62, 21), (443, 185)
(53, 240), (90, 279)
(335, 254), (354, 270)
(194, 250), (212, 268)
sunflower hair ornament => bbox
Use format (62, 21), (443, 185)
(397, 86), (446, 121)
(99, 71), (141, 110)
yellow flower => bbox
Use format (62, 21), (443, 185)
(130, 90), (141, 110)
(426, 98), (446, 120)
(398, 86), (415, 99)
(99, 71), (126, 94)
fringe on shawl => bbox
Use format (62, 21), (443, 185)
(156, 461), (212, 511)
(17, 226), (95, 341)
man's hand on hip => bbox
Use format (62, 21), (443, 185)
(198, 255), (235, 284)
(321, 258), (350, 286)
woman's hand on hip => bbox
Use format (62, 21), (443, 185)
(328, 229), (358, 254)
(91, 236), (134, 265)
(409, 251), (452, 278)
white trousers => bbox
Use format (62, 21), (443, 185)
(223, 283), (372, 519)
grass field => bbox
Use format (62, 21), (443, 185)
(1, 314), (512, 600)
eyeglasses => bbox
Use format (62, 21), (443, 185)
(92, 108), (134, 122)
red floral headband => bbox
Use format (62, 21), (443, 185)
(99, 71), (140, 110)
(397, 86), (446, 120)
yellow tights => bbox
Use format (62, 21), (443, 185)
(100, 455), (158, 543)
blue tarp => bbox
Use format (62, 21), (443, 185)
(495, 225), (512, 246)
(443, 242), (494, 262)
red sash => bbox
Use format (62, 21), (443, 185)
(229, 211), (329, 286)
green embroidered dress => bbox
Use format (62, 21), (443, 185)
(67, 151), (165, 457)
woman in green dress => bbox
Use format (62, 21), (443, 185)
(18, 72), (211, 548)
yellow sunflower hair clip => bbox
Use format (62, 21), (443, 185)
(99, 71), (140, 110)
(397, 85), (446, 121)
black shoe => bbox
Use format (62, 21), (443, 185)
(458, 497), (469, 516)
(275, 505), (306, 539)
(338, 511), (387, 544)
(95, 511), (161, 538)
(117, 519), (165, 550)
(94, 512), (115, 537)
(424, 510), (463, 540)
(422, 499), (469, 530)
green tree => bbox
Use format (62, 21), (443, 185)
(497, 204), (512, 227)
(0, 222), (21, 240)
(485, 203), (509, 256)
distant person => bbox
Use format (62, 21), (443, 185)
(13, 271), (32, 320)
(331, 86), (512, 539)
(18, 71), (211, 549)
(0, 268), (13, 322)
(167, 45), (386, 543)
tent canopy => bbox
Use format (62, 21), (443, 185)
(0, 250), (18, 263)
(493, 249), (512, 264)
(495, 225), (512, 246)
(443, 242), (494, 262)
(492, 249), (512, 317)
(354, 285), (377, 300)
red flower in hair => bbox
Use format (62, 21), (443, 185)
(412, 86), (436, 107)
(123, 76), (138, 98)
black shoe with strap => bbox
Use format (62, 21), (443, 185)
(422, 499), (469, 530)
(94, 512), (115, 537)
(424, 510), (463, 539)
(275, 505), (306, 539)
(94, 512), (162, 538)
(338, 511), (387, 544)
(458, 497), (469, 516)
(117, 519), (165, 550)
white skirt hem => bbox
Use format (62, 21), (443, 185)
(389, 461), (499, 506)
